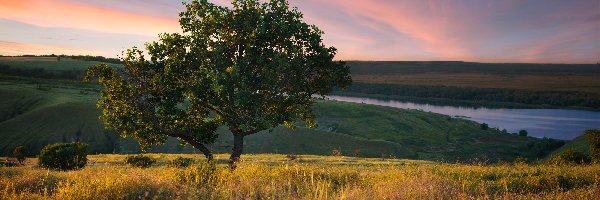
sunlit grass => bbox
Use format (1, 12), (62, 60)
(1, 154), (599, 199)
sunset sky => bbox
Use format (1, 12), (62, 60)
(0, 0), (598, 63)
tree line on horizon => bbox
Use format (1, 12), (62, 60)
(0, 54), (122, 64)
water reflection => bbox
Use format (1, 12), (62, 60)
(326, 95), (600, 140)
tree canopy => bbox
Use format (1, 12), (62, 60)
(85, 0), (351, 169)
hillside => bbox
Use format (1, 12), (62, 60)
(551, 134), (591, 157)
(3, 57), (599, 109)
(0, 78), (552, 161)
(348, 61), (600, 93)
(341, 61), (600, 109)
(0, 57), (566, 161)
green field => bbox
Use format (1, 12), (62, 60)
(0, 57), (121, 73)
(0, 78), (551, 161)
(348, 61), (600, 93)
(1, 154), (598, 199)
(343, 61), (600, 109)
(3, 57), (599, 109)
(552, 134), (591, 157)
(0, 57), (570, 162)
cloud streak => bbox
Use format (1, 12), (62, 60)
(0, 40), (106, 56)
(0, 0), (180, 36)
(0, 0), (598, 63)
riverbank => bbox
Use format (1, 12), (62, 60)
(325, 95), (600, 140)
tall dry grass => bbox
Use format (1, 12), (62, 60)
(1, 154), (599, 199)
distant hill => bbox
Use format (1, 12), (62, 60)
(0, 58), (566, 161)
(337, 61), (600, 110)
(550, 134), (591, 157)
(0, 79), (558, 161)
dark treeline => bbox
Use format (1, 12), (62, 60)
(0, 64), (82, 80)
(0, 54), (122, 64)
(339, 83), (600, 109)
(348, 61), (600, 74)
(524, 137), (566, 159)
(66, 55), (122, 64)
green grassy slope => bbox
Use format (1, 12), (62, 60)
(0, 57), (121, 72)
(0, 81), (414, 158)
(0, 79), (541, 161)
(0, 58), (561, 161)
(550, 134), (590, 156)
(0, 82), (117, 156)
(311, 100), (537, 161)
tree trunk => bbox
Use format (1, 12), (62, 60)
(183, 137), (214, 161)
(229, 133), (245, 170)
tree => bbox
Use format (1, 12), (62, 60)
(13, 146), (26, 165)
(480, 123), (489, 130)
(586, 129), (600, 163)
(85, 0), (351, 169)
(519, 130), (528, 137)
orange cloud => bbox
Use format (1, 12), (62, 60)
(0, 41), (106, 56)
(0, 0), (180, 36)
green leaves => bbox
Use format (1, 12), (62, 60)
(86, 0), (351, 153)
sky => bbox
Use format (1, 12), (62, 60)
(0, 0), (598, 63)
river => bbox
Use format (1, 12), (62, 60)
(326, 95), (600, 140)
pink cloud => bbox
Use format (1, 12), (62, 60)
(0, 0), (180, 36)
(0, 40), (107, 56)
(0, 0), (598, 63)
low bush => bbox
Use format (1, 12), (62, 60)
(513, 156), (528, 165)
(167, 157), (194, 168)
(480, 123), (489, 130)
(38, 142), (88, 170)
(286, 154), (298, 161)
(124, 155), (156, 168)
(353, 149), (362, 157)
(547, 149), (591, 166)
(519, 130), (528, 137)
(0, 159), (18, 167)
(587, 129), (600, 164)
(13, 146), (26, 165)
(331, 149), (342, 156)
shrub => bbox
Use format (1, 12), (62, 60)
(286, 154), (298, 161)
(167, 157), (194, 168)
(353, 149), (362, 157)
(480, 123), (489, 130)
(38, 142), (88, 170)
(519, 130), (528, 137)
(586, 129), (600, 164)
(13, 146), (26, 165)
(0, 159), (18, 167)
(331, 148), (342, 156)
(513, 156), (528, 165)
(546, 149), (591, 166)
(125, 155), (156, 168)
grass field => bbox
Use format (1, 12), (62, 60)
(0, 77), (550, 161)
(1, 154), (599, 199)
(4, 58), (598, 94)
(553, 134), (591, 156)
(3, 57), (599, 109)
(0, 57), (120, 73)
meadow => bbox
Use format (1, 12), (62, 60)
(0, 77), (556, 162)
(1, 154), (599, 199)
(1, 57), (596, 199)
(3, 57), (600, 109)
